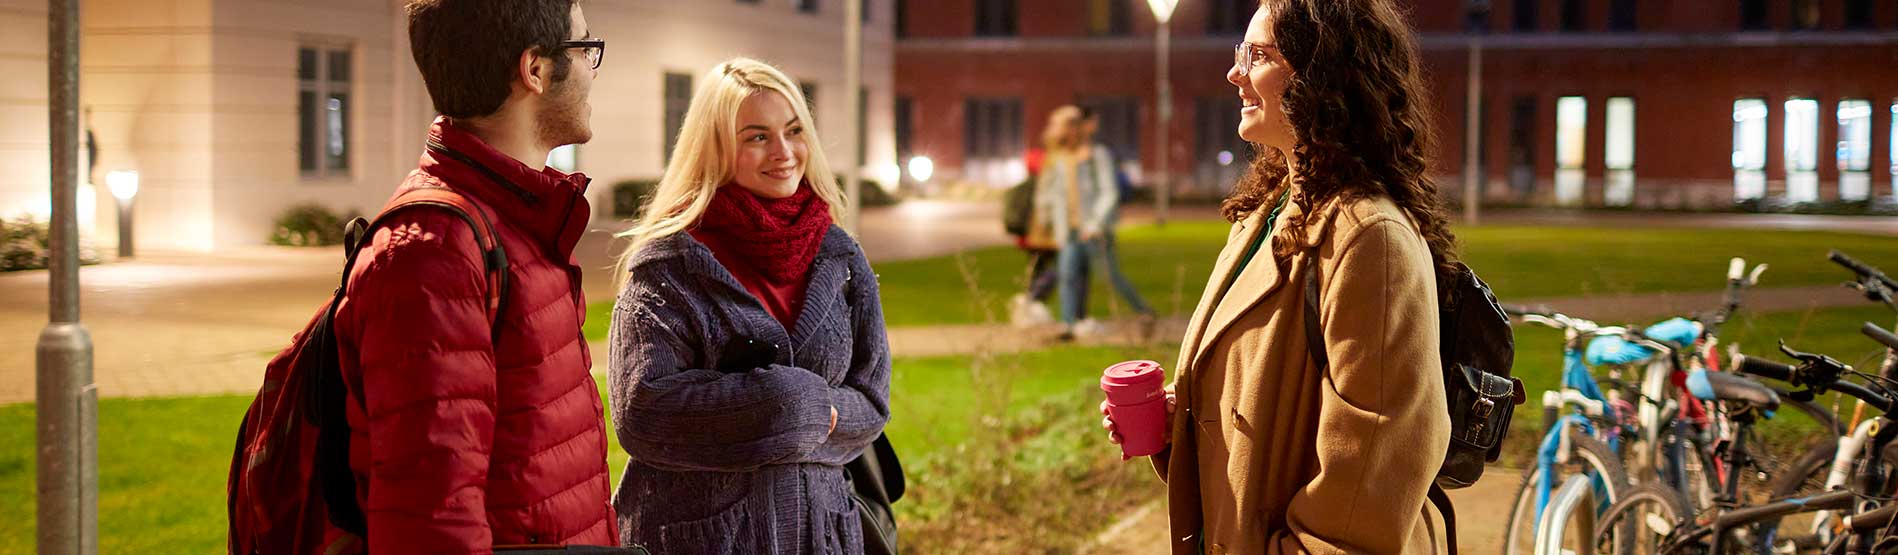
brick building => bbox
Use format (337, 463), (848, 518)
(893, 0), (1898, 209)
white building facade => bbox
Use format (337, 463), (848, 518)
(0, 0), (896, 251)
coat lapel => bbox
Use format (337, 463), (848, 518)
(1177, 208), (1267, 373)
(1188, 205), (1296, 374)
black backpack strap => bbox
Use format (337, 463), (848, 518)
(1302, 247), (1328, 370)
(1429, 484), (1458, 555)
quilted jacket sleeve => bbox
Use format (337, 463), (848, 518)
(609, 265), (838, 472)
(343, 210), (498, 553)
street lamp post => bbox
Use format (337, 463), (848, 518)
(107, 171), (137, 259)
(843, 0), (863, 236)
(1463, 35), (1483, 226)
(1147, 0), (1178, 227)
(39, 0), (99, 553)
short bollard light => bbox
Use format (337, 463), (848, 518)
(106, 170), (138, 258)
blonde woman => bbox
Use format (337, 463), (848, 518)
(608, 58), (890, 554)
(1035, 105), (1133, 339)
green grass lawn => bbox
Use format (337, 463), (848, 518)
(0, 344), (1174, 554)
(581, 222), (1898, 336)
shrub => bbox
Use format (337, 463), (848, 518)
(612, 179), (661, 218)
(0, 216), (101, 271)
(269, 204), (357, 247)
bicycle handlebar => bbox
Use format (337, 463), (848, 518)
(1734, 353), (1895, 413)
(1733, 354), (1794, 383)
(1832, 249), (1898, 291)
(1864, 322), (1898, 352)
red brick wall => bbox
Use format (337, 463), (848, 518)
(895, 0), (1898, 205)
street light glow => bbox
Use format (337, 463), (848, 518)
(106, 170), (139, 201)
(907, 156), (935, 183)
(1146, 0), (1178, 23)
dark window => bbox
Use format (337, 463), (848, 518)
(895, 96), (913, 160)
(798, 0), (817, 14)
(1608, 0), (1637, 30)
(1086, 0), (1133, 36)
(1507, 95), (1537, 196)
(963, 97), (1024, 183)
(663, 72), (692, 163)
(1792, 0), (1820, 29)
(1466, 0), (1492, 32)
(1560, 0), (1585, 31)
(801, 82), (819, 119)
(1740, 0), (1769, 30)
(1207, 0), (1251, 35)
(862, 0), (870, 22)
(974, 0), (1017, 37)
(299, 45), (350, 177)
(1078, 96), (1140, 162)
(1193, 96), (1248, 194)
(1844, 0), (1873, 28)
(1513, 0), (1539, 31)
(896, 0), (908, 37)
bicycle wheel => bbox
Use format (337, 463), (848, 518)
(1595, 483), (1694, 555)
(1760, 440), (1838, 553)
(1504, 435), (1634, 555)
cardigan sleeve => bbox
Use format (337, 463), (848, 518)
(1271, 219), (1450, 555)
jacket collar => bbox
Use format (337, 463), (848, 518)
(1179, 188), (1344, 372)
(417, 117), (592, 257)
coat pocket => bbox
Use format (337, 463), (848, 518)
(657, 504), (751, 555)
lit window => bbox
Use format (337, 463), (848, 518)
(1785, 98), (1820, 202)
(1554, 96), (1586, 206)
(1732, 98), (1768, 200)
(1837, 100), (1872, 201)
(547, 145), (578, 173)
(1604, 97), (1635, 206)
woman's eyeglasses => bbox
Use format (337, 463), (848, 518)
(1232, 42), (1277, 76)
(561, 38), (606, 70)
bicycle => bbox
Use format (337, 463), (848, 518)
(1595, 325), (1898, 555)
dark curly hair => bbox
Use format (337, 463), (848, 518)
(1221, 0), (1460, 283)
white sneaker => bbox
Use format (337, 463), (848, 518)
(1074, 318), (1107, 337)
(1025, 300), (1055, 325)
(1009, 294), (1037, 328)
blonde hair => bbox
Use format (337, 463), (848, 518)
(615, 58), (845, 280)
(1040, 105), (1083, 153)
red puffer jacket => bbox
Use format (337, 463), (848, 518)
(333, 117), (615, 552)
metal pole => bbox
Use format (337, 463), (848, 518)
(115, 197), (132, 259)
(1155, 19), (1171, 227)
(39, 0), (99, 552)
(843, 0), (863, 236)
(1462, 35), (1482, 226)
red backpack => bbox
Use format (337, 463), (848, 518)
(226, 185), (507, 554)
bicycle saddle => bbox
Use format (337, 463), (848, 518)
(1686, 368), (1780, 412)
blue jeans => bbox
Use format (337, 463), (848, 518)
(1057, 229), (1153, 325)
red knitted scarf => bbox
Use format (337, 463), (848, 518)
(693, 183), (833, 283)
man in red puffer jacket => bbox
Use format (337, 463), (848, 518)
(329, 0), (614, 551)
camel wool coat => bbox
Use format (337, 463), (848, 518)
(1152, 191), (1450, 555)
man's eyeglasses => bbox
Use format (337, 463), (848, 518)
(561, 38), (606, 70)
(1232, 42), (1278, 76)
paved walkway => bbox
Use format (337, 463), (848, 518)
(1087, 469), (1523, 555)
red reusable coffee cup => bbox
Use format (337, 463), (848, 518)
(1100, 360), (1168, 457)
